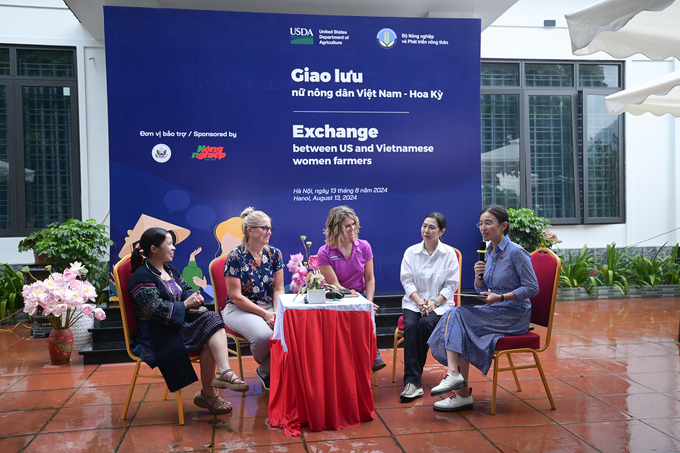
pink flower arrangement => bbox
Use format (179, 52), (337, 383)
(22, 262), (106, 330)
(287, 235), (327, 293)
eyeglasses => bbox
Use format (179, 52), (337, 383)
(476, 221), (498, 228)
(251, 226), (274, 232)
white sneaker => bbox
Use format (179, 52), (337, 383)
(433, 390), (474, 412)
(400, 383), (424, 401)
(430, 373), (466, 396)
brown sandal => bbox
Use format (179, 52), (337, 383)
(212, 368), (249, 392)
(193, 391), (232, 415)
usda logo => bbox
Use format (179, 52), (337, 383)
(291, 27), (314, 45)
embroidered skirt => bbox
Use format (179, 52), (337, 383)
(140, 311), (224, 368)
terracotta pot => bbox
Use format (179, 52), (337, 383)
(48, 328), (73, 365)
(34, 252), (46, 266)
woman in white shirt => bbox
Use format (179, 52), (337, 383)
(399, 212), (460, 401)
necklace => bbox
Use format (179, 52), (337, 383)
(146, 260), (171, 280)
(146, 260), (180, 301)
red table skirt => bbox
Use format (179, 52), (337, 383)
(268, 309), (377, 437)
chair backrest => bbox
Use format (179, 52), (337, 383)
(209, 254), (229, 316)
(529, 248), (561, 328)
(112, 254), (139, 360)
(451, 246), (463, 306)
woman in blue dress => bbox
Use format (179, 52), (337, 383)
(427, 205), (539, 412)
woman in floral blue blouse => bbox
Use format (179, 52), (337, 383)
(223, 207), (284, 391)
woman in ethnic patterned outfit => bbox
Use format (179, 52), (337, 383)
(427, 205), (539, 412)
(129, 227), (248, 416)
(223, 207), (284, 391)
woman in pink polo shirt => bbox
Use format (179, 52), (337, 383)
(317, 205), (386, 372)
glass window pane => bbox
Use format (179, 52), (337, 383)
(0, 86), (8, 229)
(0, 49), (9, 76)
(529, 95), (575, 219)
(17, 49), (74, 78)
(579, 64), (620, 88)
(481, 63), (520, 87)
(481, 94), (521, 209)
(586, 94), (620, 218)
(525, 63), (574, 87)
(22, 86), (74, 228)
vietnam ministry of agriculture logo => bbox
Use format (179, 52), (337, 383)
(291, 27), (314, 45)
(377, 28), (397, 48)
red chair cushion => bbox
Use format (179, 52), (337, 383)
(225, 324), (245, 339)
(495, 332), (541, 351)
(397, 316), (405, 331)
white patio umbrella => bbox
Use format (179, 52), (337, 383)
(566, 0), (678, 60)
(566, 0), (680, 116)
(605, 71), (680, 116)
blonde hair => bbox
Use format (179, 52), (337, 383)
(240, 207), (270, 251)
(214, 217), (243, 257)
(324, 205), (360, 249)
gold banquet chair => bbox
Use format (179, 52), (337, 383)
(209, 254), (250, 384)
(113, 254), (201, 426)
(392, 246), (462, 383)
(490, 247), (561, 415)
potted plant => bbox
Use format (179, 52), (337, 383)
(0, 264), (25, 323)
(507, 208), (559, 252)
(23, 263), (106, 363)
(287, 235), (330, 303)
(29, 219), (115, 304)
(17, 222), (59, 265)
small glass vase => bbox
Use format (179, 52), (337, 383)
(306, 289), (326, 304)
(48, 328), (74, 365)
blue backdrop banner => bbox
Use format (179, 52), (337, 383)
(105, 7), (481, 294)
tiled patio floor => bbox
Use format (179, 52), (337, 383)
(1, 297), (679, 452)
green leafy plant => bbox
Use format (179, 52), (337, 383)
(627, 245), (667, 289)
(507, 208), (555, 252)
(597, 242), (630, 294)
(660, 244), (680, 285)
(31, 219), (115, 302)
(558, 245), (600, 295)
(17, 222), (59, 255)
(0, 264), (25, 322)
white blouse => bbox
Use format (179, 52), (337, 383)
(400, 241), (460, 315)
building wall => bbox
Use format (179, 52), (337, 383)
(0, 0), (677, 265)
(0, 0), (108, 264)
(481, 0), (679, 250)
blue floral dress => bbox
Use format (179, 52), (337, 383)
(224, 245), (283, 305)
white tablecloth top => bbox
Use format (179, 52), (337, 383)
(273, 293), (375, 351)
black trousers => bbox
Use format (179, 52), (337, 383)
(402, 308), (441, 387)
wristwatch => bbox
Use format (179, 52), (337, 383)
(434, 299), (441, 307)
(500, 294), (505, 302)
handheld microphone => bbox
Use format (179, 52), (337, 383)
(477, 241), (487, 281)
